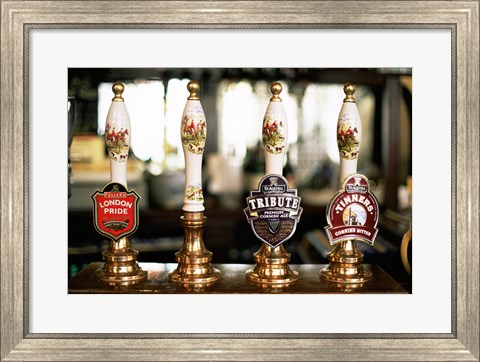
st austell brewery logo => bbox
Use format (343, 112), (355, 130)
(244, 175), (302, 248)
(325, 174), (379, 245)
(91, 182), (140, 240)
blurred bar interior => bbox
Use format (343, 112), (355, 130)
(68, 68), (412, 290)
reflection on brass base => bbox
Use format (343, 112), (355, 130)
(324, 280), (366, 292)
(168, 212), (221, 285)
(320, 240), (372, 284)
(246, 244), (299, 285)
(95, 236), (147, 286)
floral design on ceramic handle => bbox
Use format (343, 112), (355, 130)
(185, 184), (204, 201)
(181, 81), (206, 212)
(337, 83), (362, 184)
(105, 122), (129, 161)
(262, 82), (288, 175)
(105, 82), (131, 187)
(181, 112), (206, 155)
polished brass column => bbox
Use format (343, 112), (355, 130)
(319, 240), (371, 284)
(246, 244), (298, 285)
(95, 236), (147, 286)
(168, 211), (221, 285)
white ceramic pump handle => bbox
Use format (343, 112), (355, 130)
(181, 80), (207, 212)
(105, 82), (131, 188)
(262, 82), (288, 176)
(337, 83), (362, 184)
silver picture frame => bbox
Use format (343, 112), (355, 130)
(1, 1), (478, 360)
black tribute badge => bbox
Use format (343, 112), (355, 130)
(244, 175), (302, 248)
(91, 182), (140, 241)
(325, 173), (379, 245)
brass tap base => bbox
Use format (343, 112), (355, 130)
(320, 240), (372, 284)
(168, 212), (221, 285)
(246, 244), (299, 285)
(320, 268), (371, 284)
(168, 268), (221, 285)
(95, 268), (147, 286)
(95, 237), (147, 287)
(324, 280), (366, 292)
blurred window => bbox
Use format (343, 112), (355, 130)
(98, 81), (165, 163)
(98, 78), (375, 191)
(297, 83), (375, 187)
(164, 78), (190, 171)
(98, 79), (191, 173)
(217, 81), (374, 189)
(217, 80), (298, 160)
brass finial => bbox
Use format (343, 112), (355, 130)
(187, 80), (200, 100)
(112, 82), (125, 102)
(343, 83), (356, 103)
(270, 82), (283, 102)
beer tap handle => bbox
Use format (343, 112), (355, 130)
(169, 80), (221, 286)
(181, 80), (206, 212)
(244, 81), (300, 286)
(105, 82), (131, 187)
(337, 83), (362, 185)
(262, 82), (288, 176)
(94, 82), (147, 286)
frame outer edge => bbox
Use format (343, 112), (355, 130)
(6, 338), (477, 361)
(0, 1), (477, 25)
(1, 2), (25, 362)
(0, 1), (479, 361)
(456, 1), (479, 359)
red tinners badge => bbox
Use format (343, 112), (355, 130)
(325, 174), (379, 245)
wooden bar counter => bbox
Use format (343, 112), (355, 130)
(68, 263), (407, 294)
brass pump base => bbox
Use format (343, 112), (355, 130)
(246, 244), (299, 285)
(168, 212), (221, 285)
(95, 236), (147, 286)
(320, 240), (372, 284)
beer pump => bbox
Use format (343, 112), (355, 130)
(244, 82), (303, 286)
(320, 83), (379, 286)
(92, 82), (147, 286)
(168, 81), (221, 286)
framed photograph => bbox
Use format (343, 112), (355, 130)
(1, 1), (478, 361)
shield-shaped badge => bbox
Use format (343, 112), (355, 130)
(325, 173), (379, 245)
(91, 182), (140, 241)
(244, 175), (302, 248)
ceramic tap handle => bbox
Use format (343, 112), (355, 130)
(181, 80), (206, 212)
(337, 83), (362, 184)
(262, 82), (288, 176)
(105, 82), (131, 187)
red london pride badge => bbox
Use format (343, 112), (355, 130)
(325, 174), (379, 245)
(91, 182), (140, 240)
